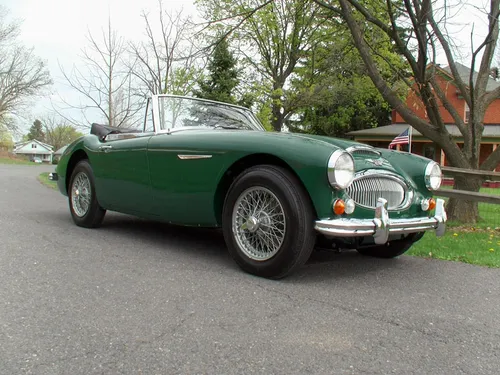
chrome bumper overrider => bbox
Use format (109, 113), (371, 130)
(315, 197), (447, 245)
(49, 172), (58, 181)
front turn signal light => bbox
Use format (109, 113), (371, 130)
(333, 199), (345, 215)
(428, 198), (436, 210)
(421, 198), (436, 211)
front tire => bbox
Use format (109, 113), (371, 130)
(68, 160), (106, 228)
(222, 165), (316, 279)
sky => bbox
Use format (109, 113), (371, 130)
(1, 0), (495, 138)
(2, 0), (199, 137)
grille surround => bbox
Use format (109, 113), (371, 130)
(346, 171), (411, 210)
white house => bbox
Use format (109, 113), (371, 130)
(14, 139), (54, 163)
(54, 145), (68, 157)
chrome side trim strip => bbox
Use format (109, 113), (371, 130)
(177, 154), (213, 160)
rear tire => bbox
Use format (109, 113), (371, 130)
(356, 232), (424, 258)
(68, 160), (106, 228)
(222, 165), (316, 279)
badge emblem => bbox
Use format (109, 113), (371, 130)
(366, 158), (384, 166)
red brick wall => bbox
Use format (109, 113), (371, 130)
(393, 76), (466, 123)
(484, 99), (500, 123)
(393, 75), (500, 124)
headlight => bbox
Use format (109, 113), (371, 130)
(327, 150), (355, 189)
(424, 161), (442, 190)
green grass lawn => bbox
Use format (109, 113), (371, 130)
(436, 186), (500, 230)
(0, 157), (35, 165)
(408, 229), (500, 268)
(37, 172), (58, 190)
(408, 186), (500, 267)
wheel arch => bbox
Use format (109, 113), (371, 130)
(65, 149), (89, 193)
(213, 153), (318, 225)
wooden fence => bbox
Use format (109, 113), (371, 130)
(435, 166), (500, 204)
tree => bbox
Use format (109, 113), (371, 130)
(194, 37), (239, 104)
(196, 0), (325, 131)
(0, 125), (13, 151)
(41, 116), (84, 151)
(288, 29), (404, 137)
(129, 1), (202, 97)
(311, 0), (500, 223)
(0, 6), (52, 131)
(26, 119), (45, 141)
(58, 17), (141, 128)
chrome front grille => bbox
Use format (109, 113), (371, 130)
(346, 175), (407, 209)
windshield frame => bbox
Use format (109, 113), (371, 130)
(150, 94), (266, 134)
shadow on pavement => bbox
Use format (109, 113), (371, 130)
(48, 210), (415, 282)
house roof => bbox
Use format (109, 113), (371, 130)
(14, 139), (53, 151)
(13, 139), (54, 154)
(441, 62), (500, 92)
(54, 145), (68, 155)
(347, 124), (500, 139)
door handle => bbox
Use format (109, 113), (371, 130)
(99, 145), (113, 152)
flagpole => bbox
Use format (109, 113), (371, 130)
(408, 126), (412, 153)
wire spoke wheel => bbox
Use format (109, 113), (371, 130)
(232, 186), (287, 261)
(71, 171), (91, 217)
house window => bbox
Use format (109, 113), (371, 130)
(465, 103), (470, 123)
(32, 144), (37, 148)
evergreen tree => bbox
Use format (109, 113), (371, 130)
(195, 38), (239, 104)
(26, 119), (45, 141)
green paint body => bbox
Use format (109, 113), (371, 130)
(56, 127), (435, 227)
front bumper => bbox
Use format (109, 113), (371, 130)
(315, 197), (447, 245)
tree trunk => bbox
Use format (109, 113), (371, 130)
(271, 104), (284, 132)
(445, 175), (484, 224)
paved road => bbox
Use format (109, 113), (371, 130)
(1, 164), (499, 374)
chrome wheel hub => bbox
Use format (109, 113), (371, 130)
(232, 187), (286, 261)
(71, 172), (91, 217)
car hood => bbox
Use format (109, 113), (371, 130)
(271, 132), (401, 173)
(271, 132), (360, 149)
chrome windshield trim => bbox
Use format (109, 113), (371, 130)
(150, 94), (265, 133)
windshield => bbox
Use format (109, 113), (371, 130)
(156, 96), (265, 132)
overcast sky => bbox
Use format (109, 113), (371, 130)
(3, 0), (198, 136)
(2, 0), (494, 136)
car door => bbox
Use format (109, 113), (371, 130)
(92, 135), (153, 214)
(91, 102), (156, 215)
(146, 96), (234, 225)
(147, 130), (226, 226)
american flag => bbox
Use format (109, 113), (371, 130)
(388, 127), (411, 149)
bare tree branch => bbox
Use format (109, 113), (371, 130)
(128, 2), (202, 98)
(0, 6), (52, 130)
(56, 16), (142, 128)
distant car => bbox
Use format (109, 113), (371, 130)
(49, 95), (447, 279)
(32, 157), (42, 163)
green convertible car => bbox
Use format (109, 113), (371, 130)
(50, 95), (447, 279)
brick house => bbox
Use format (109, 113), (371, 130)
(347, 63), (500, 172)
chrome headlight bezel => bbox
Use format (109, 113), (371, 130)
(424, 161), (442, 191)
(327, 150), (355, 190)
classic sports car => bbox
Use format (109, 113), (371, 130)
(50, 95), (446, 279)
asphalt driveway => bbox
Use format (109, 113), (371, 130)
(1, 164), (499, 374)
